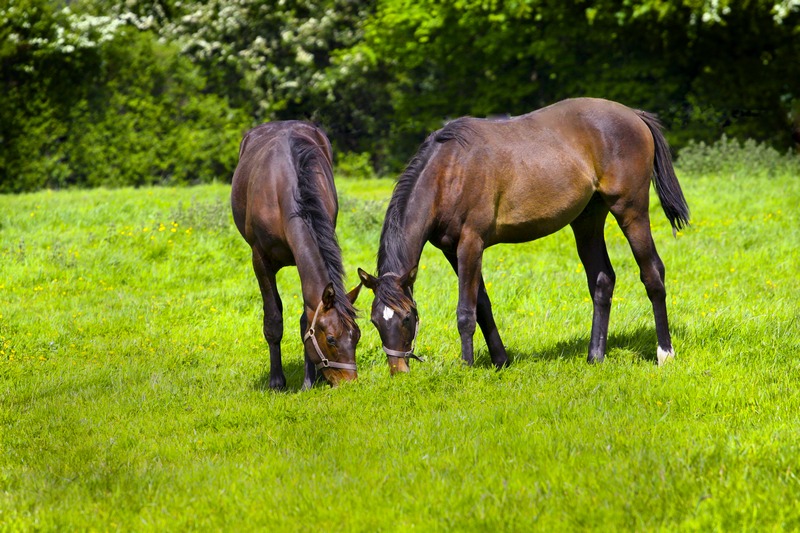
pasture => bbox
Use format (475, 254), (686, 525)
(1, 166), (799, 529)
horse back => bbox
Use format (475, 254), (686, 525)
(231, 121), (336, 265)
(428, 98), (655, 244)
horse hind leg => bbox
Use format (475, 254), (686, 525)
(570, 201), (616, 363)
(252, 248), (286, 389)
(611, 207), (675, 366)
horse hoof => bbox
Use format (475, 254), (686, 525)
(657, 346), (675, 366)
(587, 353), (605, 364)
(269, 377), (287, 390)
(493, 357), (509, 369)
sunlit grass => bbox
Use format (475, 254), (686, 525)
(1, 170), (799, 530)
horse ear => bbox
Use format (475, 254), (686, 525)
(358, 268), (377, 290)
(347, 282), (362, 304)
(401, 266), (418, 288)
(322, 282), (336, 309)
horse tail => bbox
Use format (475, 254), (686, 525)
(637, 110), (690, 235)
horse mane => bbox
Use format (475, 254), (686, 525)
(433, 117), (475, 148)
(290, 130), (357, 327)
(377, 135), (435, 276)
(375, 119), (475, 309)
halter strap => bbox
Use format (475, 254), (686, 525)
(303, 300), (358, 372)
(382, 312), (424, 363)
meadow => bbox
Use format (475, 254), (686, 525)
(1, 162), (799, 530)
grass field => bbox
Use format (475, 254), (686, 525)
(1, 165), (799, 530)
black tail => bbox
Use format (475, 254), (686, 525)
(637, 111), (690, 234)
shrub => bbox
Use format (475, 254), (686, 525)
(0, 5), (247, 193)
(335, 152), (378, 180)
(676, 135), (800, 178)
(338, 194), (384, 235)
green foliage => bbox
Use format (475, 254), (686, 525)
(335, 152), (378, 180)
(0, 1), (246, 192)
(677, 135), (800, 178)
(338, 193), (384, 236)
(2, 0), (800, 189)
(87, 0), (389, 156)
(2, 166), (799, 528)
(352, 0), (800, 165)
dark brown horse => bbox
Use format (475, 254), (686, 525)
(231, 121), (361, 389)
(359, 98), (689, 374)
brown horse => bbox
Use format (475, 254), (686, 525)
(231, 121), (361, 389)
(358, 98), (690, 374)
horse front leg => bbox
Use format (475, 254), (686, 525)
(444, 251), (508, 368)
(300, 312), (318, 390)
(455, 235), (484, 366)
(252, 248), (286, 390)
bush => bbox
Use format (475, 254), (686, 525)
(338, 194), (384, 235)
(335, 152), (378, 180)
(676, 135), (800, 178)
(0, 6), (247, 193)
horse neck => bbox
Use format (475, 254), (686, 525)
(289, 153), (344, 311)
(289, 217), (338, 311)
(293, 234), (332, 309)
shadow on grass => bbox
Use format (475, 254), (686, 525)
(474, 324), (688, 367)
(252, 357), (318, 393)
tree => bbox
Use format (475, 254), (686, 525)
(0, 0), (245, 191)
(349, 0), (800, 163)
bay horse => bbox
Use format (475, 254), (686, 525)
(231, 121), (361, 389)
(358, 98), (690, 374)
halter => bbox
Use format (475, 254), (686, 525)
(377, 274), (425, 364)
(303, 300), (358, 372)
(381, 303), (424, 363)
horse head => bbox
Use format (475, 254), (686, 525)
(303, 282), (362, 386)
(358, 267), (420, 375)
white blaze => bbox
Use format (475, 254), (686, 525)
(383, 306), (395, 321)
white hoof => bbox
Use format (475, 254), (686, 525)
(657, 346), (675, 366)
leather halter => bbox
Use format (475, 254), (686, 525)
(382, 309), (424, 363)
(303, 300), (358, 372)
(377, 274), (424, 364)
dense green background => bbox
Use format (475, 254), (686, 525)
(2, 0), (799, 191)
(1, 145), (799, 529)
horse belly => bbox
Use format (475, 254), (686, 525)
(492, 172), (595, 244)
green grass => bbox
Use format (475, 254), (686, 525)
(1, 169), (799, 530)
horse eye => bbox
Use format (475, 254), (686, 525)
(326, 335), (336, 346)
(402, 314), (411, 324)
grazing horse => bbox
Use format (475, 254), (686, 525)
(231, 121), (361, 389)
(358, 98), (690, 374)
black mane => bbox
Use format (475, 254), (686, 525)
(291, 131), (357, 327)
(377, 119), (476, 277)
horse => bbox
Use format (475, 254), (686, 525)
(358, 97), (690, 374)
(231, 121), (361, 389)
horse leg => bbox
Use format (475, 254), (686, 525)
(570, 203), (616, 363)
(455, 234), (484, 366)
(252, 248), (286, 389)
(444, 251), (508, 368)
(612, 208), (674, 365)
(300, 312), (318, 390)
